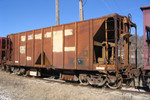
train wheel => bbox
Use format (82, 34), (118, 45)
(107, 75), (122, 89)
(87, 75), (95, 85)
(97, 76), (107, 87)
(87, 75), (107, 86)
(79, 74), (89, 85)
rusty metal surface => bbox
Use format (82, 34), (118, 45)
(6, 14), (137, 75)
(43, 27), (52, 66)
(14, 34), (19, 65)
(27, 31), (33, 66)
(77, 21), (90, 70)
(64, 23), (75, 69)
(20, 32), (26, 66)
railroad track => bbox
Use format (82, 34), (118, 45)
(25, 75), (150, 95)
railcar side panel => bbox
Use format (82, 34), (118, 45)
(63, 23), (76, 69)
(77, 21), (90, 70)
(14, 34), (19, 66)
(20, 32), (26, 66)
(43, 27), (52, 66)
(52, 26), (63, 69)
(7, 16), (111, 70)
(34, 29), (42, 67)
(27, 31), (34, 66)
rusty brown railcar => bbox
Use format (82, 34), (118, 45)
(6, 14), (139, 88)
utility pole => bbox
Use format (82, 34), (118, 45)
(56, 0), (59, 25)
(79, 0), (84, 21)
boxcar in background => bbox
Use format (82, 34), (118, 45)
(141, 6), (150, 88)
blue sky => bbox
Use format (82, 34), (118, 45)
(0, 0), (149, 37)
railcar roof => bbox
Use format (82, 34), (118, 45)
(140, 6), (150, 11)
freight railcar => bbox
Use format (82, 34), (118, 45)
(5, 14), (139, 89)
(141, 6), (150, 88)
(0, 37), (8, 68)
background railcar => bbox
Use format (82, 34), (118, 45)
(6, 14), (139, 89)
(141, 6), (150, 88)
